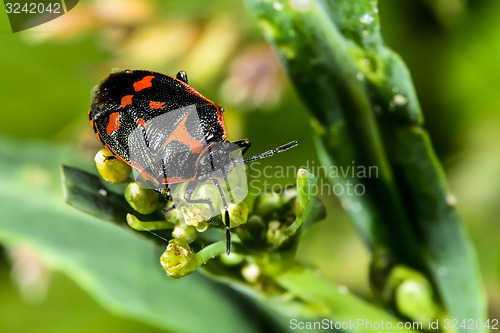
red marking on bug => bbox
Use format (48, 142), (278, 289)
(166, 176), (183, 183)
(106, 112), (121, 135)
(162, 112), (204, 154)
(161, 175), (195, 184)
(136, 118), (146, 127)
(134, 76), (154, 92)
(149, 101), (166, 109)
(121, 95), (133, 108)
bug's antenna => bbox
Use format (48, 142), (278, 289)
(243, 141), (298, 163)
(132, 223), (171, 244)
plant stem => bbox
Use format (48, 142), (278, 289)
(196, 241), (227, 265)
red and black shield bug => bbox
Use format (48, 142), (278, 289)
(89, 69), (297, 254)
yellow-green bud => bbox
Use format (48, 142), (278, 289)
(125, 182), (159, 214)
(395, 276), (438, 323)
(386, 266), (438, 323)
(180, 205), (211, 232)
(181, 205), (205, 225)
(195, 220), (209, 232)
(196, 183), (222, 209)
(172, 222), (199, 243)
(227, 201), (249, 228)
(163, 205), (180, 223)
(160, 239), (199, 279)
(219, 252), (245, 266)
(94, 148), (131, 183)
(241, 263), (260, 283)
(266, 220), (287, 246)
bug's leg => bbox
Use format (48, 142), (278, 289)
(176, 71), (188, 84)
(212, 179), (231, 254)
(162, 204), (176, 213)
(104, 155), (117, 161)
(224, 210), (230, 255)
(184, 180), (215, 223)
(164, 186), (173, 201)
(230, 139), (251, 156)
(161, 186), (177, 213)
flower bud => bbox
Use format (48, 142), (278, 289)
(266, 220), (287, 247)
(181, 205), (208, 230)
(385, 266), (438, 323)
(394, 272), (438, 323)
(227, 201), (249, 228)
(163, 205), (180, 224)
(124, 182), (159, 214)
(194, 220), (209, 232)
(196, 183), (222, 209)
(172, 222), (199, 243)
(241, 263), (260, 283)
(94, 148), (131, 184)
(252, 191), (281, 217)
(219, 252), (245, 266)
(160, 239), (199, 279)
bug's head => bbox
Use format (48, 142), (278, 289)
(195, 142), (244, 180)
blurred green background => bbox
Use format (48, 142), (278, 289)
(1, 0), (499, 331)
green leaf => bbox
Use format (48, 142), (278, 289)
(277, 265), (421, 333)
(60, 165), (168, 232)
(245, 0), (485, 326)
(61, 164), (133, 224)
(0, 135), (286, 333)
(294, 169), (326, 232)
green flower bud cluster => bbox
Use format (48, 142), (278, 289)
(237, 187), (299, 250)
(94, 151), (321, 280)
(93, 148), (252, 278)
